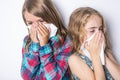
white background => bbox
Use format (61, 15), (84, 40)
(0, 0), (120, 80)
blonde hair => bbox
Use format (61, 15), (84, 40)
(22, 0), (67, 51)
(68, 7), (112, 54)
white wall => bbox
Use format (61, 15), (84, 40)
(0, 0), (119, 80)
(52, 0), (120, 63)
(0, 0), (26, 80)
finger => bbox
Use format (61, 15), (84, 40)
(29, 26), (37, 38)
(38, 25), (49, 36)
(38, 23), (50, 37)
(92, 32), (99, 44)
(98, 32), (104, 48)
(97, 31), (101, 43)
(37, 26), (48, 37)
(34, 30), (38, 38)
(102, 32), (105, 42)
(102, 33), (106, 48)
(37, 30), (41, 40)
(29, 26), (35, 33)
(39, 22), (49, 33)
(37, 27), (44, 36)
(47, 27), (51, 32)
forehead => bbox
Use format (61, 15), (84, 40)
(85, 15), (102, 29)
(24, 11), (41, 22)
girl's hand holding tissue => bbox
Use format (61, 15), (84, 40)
(28, 22), (58, 46)
(37, 22), (50, 46)
(28, 25), (39, 43)
(85, 31), (104, 58)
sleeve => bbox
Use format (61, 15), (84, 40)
(39, 37), (72, 80)
(21, 36), (41, 80)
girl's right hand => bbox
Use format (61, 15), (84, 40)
(29, 26), (39, 43)
(85, 31), (104, 56)
(37, 22), (50, 46)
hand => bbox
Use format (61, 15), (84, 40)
(85, 31), (104, 56)
(37, 22), (50, 46)
(29, 26), (39, 43)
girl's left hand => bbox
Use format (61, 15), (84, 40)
(85, 31), (104, 56)
(37, 22), (50, 46)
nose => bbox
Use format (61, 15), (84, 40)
(93, 29), (100, 34)
(96, 28), (102, 32)
(95, 29), (99, 33)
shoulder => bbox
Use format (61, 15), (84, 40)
(68, 53), (88, 68)
(22, 35), (29, 47)
(62, 35), (72, 48)
(68, 53), (81, 65)
(68, 53), (94, 80)
(23, 35), (29, 43)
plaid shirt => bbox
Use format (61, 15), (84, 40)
(21, 35), (72, 80)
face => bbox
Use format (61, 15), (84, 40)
(24, 11), (46, 27)
(85, 15), (103, 39)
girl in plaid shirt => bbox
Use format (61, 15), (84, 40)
(21, 0), (72, 80)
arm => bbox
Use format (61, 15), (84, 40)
(90, 53), (106, 80)
(86, 32), (106, 80)
(68, 54), (95, 80)
(106, 53), (120, 80)
(39, 36), (72, 80)
(21, 36), (40, 80)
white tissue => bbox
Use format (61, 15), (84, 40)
(81, 33), (105, 65)
(100, 43), (105, 65)
(37, 23), (58, 39)
(27, 25), (31, 30)
(44, 23), (58, 37)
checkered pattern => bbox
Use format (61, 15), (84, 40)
(21, 36), (72, 80)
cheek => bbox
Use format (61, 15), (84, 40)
(86, 32), (94, 39)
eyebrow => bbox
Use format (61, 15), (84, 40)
(88, 27), (97, 29)
(26, 20), (31, 22)
(26, 19), (44, 23)
(25, 19), (32, 22)
(88, 25), (103, 29)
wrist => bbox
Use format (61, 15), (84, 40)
(31, 38), (39, 43)
(39, 39), (49, 46)
(91, 53), (100, 60)
(40, 42), (48, 46)
(31, 42), (40, 52)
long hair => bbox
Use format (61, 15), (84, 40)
(68, 7), (112, 54)
(22, 0), (67, 51)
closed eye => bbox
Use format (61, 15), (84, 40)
(27, 22), (32, 25)
(39, 20), (45, 23)
(90, 30), (95, 33)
